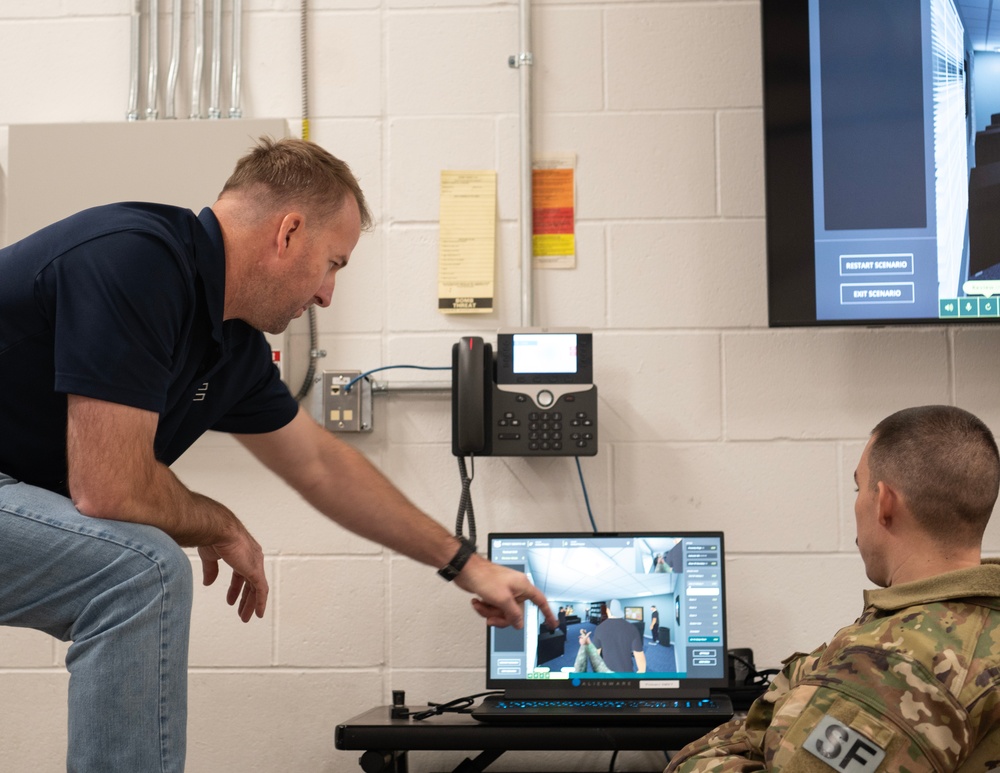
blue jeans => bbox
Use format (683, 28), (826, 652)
(0, 473), (192, 772)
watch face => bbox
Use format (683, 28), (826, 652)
(437, 565), (459, 581)
(438, 539), (476, 581)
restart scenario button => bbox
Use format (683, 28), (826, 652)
(841, 283), (915, 304)
(839, 254), (914, 275)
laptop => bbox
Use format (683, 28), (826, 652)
(471, 531), (735, 725)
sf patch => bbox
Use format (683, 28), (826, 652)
(804, 714), (887, 772)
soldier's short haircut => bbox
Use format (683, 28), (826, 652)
(219, 135), (373, 230)
(869, 405), (1000, 544)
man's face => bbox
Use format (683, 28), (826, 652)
(255, 197), (362, 334)
(854, 437), (887, 585)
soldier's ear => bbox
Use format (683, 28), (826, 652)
(875, 480), (901, 528)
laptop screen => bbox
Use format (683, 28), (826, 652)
(486, 532), (728, 700)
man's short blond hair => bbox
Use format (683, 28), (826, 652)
(219, 136), (373, 229)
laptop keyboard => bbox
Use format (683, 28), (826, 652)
(470, 693), (734, 724)
(491, 697), (725, 713)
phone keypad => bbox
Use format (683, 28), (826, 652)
(527, 411), (563, 451)
(490, 389), (598, 456)
(493, 408), (596, 452)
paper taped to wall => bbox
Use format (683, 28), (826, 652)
(438, 170), (497, 314)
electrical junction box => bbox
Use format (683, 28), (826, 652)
(315, 371), (373, 432)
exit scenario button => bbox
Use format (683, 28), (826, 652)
(840, 253), (914, 275)
(841, 283), (915, 304)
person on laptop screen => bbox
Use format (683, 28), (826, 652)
(666, 406), (1000, 772)
(592, 599), (646, 673)
(572, 600), (647, 674)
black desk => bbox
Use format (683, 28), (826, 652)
(335, 705), (722, 773)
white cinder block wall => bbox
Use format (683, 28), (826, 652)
(2, 1), (999, 772)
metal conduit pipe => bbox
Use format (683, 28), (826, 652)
(191, 0), (205, 118)
(295, 0), (320, 402)
(209, 0), (222, 118)
(165, 0), (182, 118)
(371, 381), (451, 394)
(300, 0), (310, 140)
(127, 0), (141, 120)
(229, 0), (243, 118)
(145, 0), (160, 119)
(511, 0), (535, 327)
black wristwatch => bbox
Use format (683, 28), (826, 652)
(437, 537), (477, 581)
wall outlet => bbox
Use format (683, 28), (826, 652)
(320, 371), (373, 432)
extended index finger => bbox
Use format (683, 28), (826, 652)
(519, 584), (556, 629)
(472, 596), (535, 630)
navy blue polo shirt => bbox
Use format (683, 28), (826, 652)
(0, 202), (299, 495)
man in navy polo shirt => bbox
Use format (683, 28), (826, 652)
(0, 136), (555, 772)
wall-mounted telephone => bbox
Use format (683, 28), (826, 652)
(451, 328), (598, 457)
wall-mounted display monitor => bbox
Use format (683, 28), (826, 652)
(763, 0), (1000, 326)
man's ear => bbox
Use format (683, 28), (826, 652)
(876, 481), (898, 528)
(276, 213), (304, 257)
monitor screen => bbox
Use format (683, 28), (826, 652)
(486, 532), (728, 700)
(763, 0), (1000, 326)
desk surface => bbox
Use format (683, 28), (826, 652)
(335, 705), (721, 753)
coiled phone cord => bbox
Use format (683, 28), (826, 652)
(455, 455), (477, 545)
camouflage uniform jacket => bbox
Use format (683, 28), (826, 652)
(665, 560), (1000, 773)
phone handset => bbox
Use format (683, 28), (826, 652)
(452, 336), (492, 456)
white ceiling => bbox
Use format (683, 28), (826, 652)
(959, 0), (1000, 50)
(525, 541), (679, 601)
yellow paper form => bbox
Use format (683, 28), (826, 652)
(438, 170), (497, 314)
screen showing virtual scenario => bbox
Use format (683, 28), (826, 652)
(771, 0), (1000, 324)
(487, 534), (726, 690)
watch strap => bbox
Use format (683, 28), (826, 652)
(437, 537), (477, 581)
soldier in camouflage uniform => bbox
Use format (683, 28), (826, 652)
(666, 405), (1000, 773)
